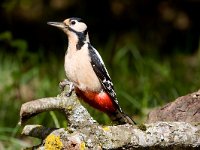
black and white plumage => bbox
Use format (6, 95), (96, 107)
(48, 17), (135, 125)
(87, 43), (120, 109)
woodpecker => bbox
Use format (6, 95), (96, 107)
(48, 17), (135, 125)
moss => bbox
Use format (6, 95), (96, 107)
(44, 134), (63, 150)
(138, 124), (147, 131)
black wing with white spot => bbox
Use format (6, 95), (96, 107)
(88, 43), (121, 111)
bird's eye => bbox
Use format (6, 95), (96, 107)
(71, 21), (76, 25)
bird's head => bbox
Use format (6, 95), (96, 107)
(48, 17), (89, 43)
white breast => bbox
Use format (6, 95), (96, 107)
(64, 44), (102, 92)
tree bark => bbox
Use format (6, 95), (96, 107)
(19, 87), (200, 150)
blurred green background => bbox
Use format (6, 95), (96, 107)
(0, 0), (199, 149)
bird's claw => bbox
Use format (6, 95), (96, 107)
(66, 91), (72, 97)
(65, 82), (74, 97)
(59, 79), (74, 97)
(59, 79), (70, 91)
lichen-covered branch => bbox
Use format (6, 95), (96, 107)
(19, 87), (200, 149)
(21, 122), (199, 149)
(19, 89), (97, 129)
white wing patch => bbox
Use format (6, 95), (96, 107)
(93, 48), (111, 78)
(102, 78), (118, 105)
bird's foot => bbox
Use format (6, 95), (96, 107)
(66, 82), (74, 97)
(59, 79), (70, 91)
(59, 79), (74, 97)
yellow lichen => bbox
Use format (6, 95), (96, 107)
(80, 141), (85, 150)
(44, 134), (63, 150)
(102, 126), (110, 131)
(67, 105), (72, 110)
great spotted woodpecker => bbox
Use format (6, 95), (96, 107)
(48, 17), (135, 125)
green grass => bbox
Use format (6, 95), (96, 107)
(0, 31), (200, 149)
(101, 41), (200, 122)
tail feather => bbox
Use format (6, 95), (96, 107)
(109, 109), (136, 125)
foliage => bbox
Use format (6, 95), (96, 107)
(0, 31), (65, 149)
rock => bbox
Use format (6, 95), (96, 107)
(146, 90), (200, 123)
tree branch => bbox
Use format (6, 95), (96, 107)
(19, 87), (200, 149)
(19, 89), (97, 130)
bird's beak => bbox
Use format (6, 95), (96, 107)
(47, 22), (67, 29)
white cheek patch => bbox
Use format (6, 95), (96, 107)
(74, 22), (87, 32)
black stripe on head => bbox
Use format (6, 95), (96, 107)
(68, 27), (87, 50)
(69, 17), (84, 22)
